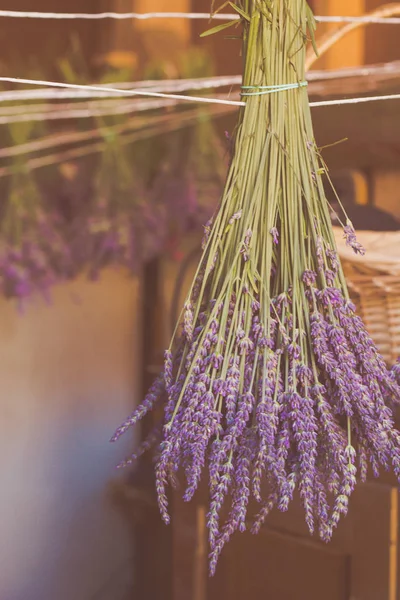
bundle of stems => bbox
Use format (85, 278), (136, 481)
(113, 0), (400, 574)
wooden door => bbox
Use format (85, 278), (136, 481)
(171, 479), (400, 600)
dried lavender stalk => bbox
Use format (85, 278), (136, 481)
(112, 0), (400, 575)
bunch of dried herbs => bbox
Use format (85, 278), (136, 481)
(113, 0), (400, 574)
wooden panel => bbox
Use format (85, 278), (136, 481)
(311, 95), (400, 170)
(350, 483), (392, 600)
(169, 479), (397, 600)
(211, 529), (350, 600)
(262, 493), (353, 553)
(173, 494), (208, 600)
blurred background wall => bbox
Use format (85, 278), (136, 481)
(0, 271), (141, 600)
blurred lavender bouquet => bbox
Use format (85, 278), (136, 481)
(0, 47), (226, 304)
(0, 121), (73, 304)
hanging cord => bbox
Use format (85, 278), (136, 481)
(0, 10), (399, 24)
(1, 76), (400, 111)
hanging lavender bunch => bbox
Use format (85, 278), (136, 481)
(112, 0), (400, 575)
(80, 131), (152, 279)
(0, 117), (73, 303)
(150, 52), (228, 246)
(0, 170), (72, 304)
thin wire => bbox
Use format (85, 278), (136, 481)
(0, 104), (231, 178)
(0, 94), (236, 124)
(1, 10), (400, 24)
(0, 99), (178, 124)
(0, 75), (242, 103)
(0, 60), (397, 104)
(0, 104), (233, 159)
(0, 10), (233, 21)
(316, 15), (400, 24)
(3, 86), (399, 125)
(1, 75), (400, 112)
(306, 60), (400, 82)
(0, 76), (244, 108)
(311, 93), (400, 107)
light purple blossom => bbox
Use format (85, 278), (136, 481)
(343, 223), (366, 256)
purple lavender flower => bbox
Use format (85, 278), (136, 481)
(343, 223), (366, 256)
(183, 302), (194, 341)
(288, 391), (318, 533)
(326, 248), (339, 274)
(251, 492), (279, 536)
(302, 270), (317, 286)
(111, 374), (165, 442)
(270, 227), (279, 245)
(392, 360), (400, 386)
(253, 352), (280, 501)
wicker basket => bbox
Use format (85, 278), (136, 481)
(334, 228), (400, 366)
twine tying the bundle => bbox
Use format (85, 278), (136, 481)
(241, 81), (308, 96)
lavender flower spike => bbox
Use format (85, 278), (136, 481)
(111, 374), (165, 442)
